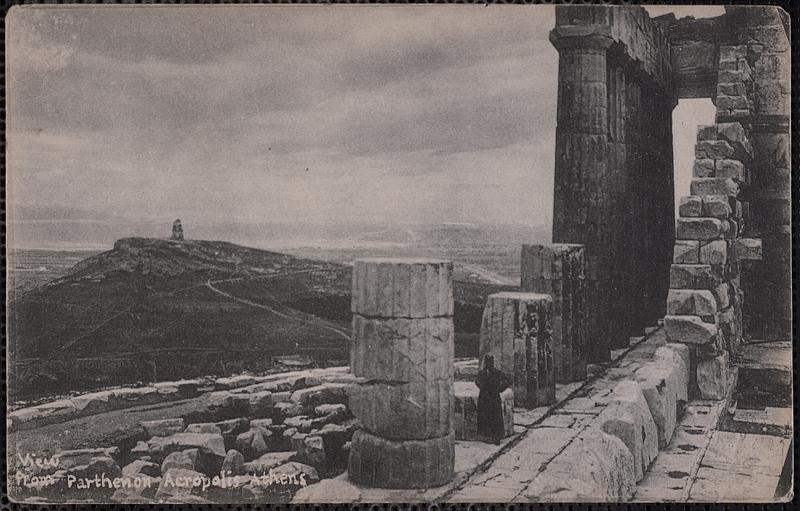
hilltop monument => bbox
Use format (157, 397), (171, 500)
(171, 219), (184, 241)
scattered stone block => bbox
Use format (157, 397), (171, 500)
(697, 352), (730, 400)
(161, 450), (197, 473)
(141, 418), (184, 438)
(290, 384), (349, 410)
(122, 459), (161, 478)
(594, 381), (658, 481)
(273, 462), (320, 486)
(293, 478), (363, 503)
(66, 456), (122, 481)
(247, 391), (273, 418)
(184, 423), (222, 435)
(221, 449), (245, 476)
(664, 316), (718, 345)
(303, 435), (326, 468)
(242, 452), (295, 475)
(679, 195), (703, 216)
(154, 468), (204, 501)
(235, 428), (271, 460)
(215, 375), (256, 391)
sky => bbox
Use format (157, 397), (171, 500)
(7, 5), (723, 245)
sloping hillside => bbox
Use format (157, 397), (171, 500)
(9, 238), (511, 401)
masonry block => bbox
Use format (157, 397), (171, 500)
(690, 178), (739, 198)
(712, 283), (730, 309)
(692, 159), (715, 178)
(664, 315), (718, 345)
(673, 240), (699, 264)
(667, 289), (718, 316)
(594, 381), (658, 482)
(669, 264), (721, 289)
(696, 352), (730, 400)
(635, 346), (689, 448)
(695, 140), (735, 159)
(697, 125), (716, 141)
(714, 159), (745, 180)
(734, 238), (762, 260)
(699, 240), (728, 265)
(678, 196), (702, 217)
(676, 218), (725, 240)
(702, 196), (732, 218)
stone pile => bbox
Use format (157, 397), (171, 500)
(520, 244), (588, 383)
(479, 292), (556, 408)
(347, 258), (455, 489)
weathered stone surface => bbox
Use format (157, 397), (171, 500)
(348, 379), (452, 441)
(141, 418), (184, 438)
(594, 381), (658, 481)
(350, 315), (453, 382)
(480, 292), (555, 406)
(520, 244), (587, 384)
(302, 435), (326, 468)
(679, 195), (703, 216)
(273, 462), (320, 486)
(290, 384), (349, 410)
(242, 452), (295, 475)
(522, 430), (635, 502)
(697, 352), (730, 400)
(184, 423), (222, 435)
(293, 478), (363, 503)
(702, 196), (732, 218)
(664, 316), (718, 345)
(699, 240), (728, 265)
(221, 449), (245, 476)
(215, 374), (256, 391)
(53, 447), (120, 470)
(351, 258), (453, 318)
(715, 159), (745, 180)
(667, 289), (717, 316)
(692, 159), (716, 178)
(65, 456), (122, 481)
(348, 429), (454, 489)
(670, 264), (721, 289)
(274, 401), (304, 419)
(634, 345), (689, 448)
(673, 240), (699, 264)
(145, 433), (226, 465)
(695, 140), (735, 159)
(235, 428), (270, 460)
(122, 459), (161, 478)
(161, 450), (197, 473)
(713, 283), (730, 309)
(453, 382), (513, 441)
(154, 468), (204, 501)
(247, 391), (274, 418)
(735, 238), (762, 260)
(690, 177), (739, 197)
(716, 122), (752, 156)
(676, 218), (725, 241)
(697, 125), (716, 141)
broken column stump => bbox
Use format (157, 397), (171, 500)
(348, 258), (454, 489)
(479, 292), (555, 408)
(521, 244), (588, 383)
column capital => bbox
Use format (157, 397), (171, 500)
(549, 26), (614, 52)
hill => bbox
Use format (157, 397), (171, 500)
(9, 238), (511, 401)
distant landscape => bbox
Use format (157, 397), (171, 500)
(8, 222), (547, 403)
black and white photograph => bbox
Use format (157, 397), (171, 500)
(5, 3), (792, 504)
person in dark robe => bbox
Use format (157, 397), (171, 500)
(476, 354), (511, 444)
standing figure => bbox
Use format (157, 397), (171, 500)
(476, 354), (511, 444)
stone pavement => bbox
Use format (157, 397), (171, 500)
(294, 331), (792, 503)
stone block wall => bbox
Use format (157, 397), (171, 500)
(665, 98), (754, 399)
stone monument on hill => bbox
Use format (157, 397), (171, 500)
(171, 219), (184, 241)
